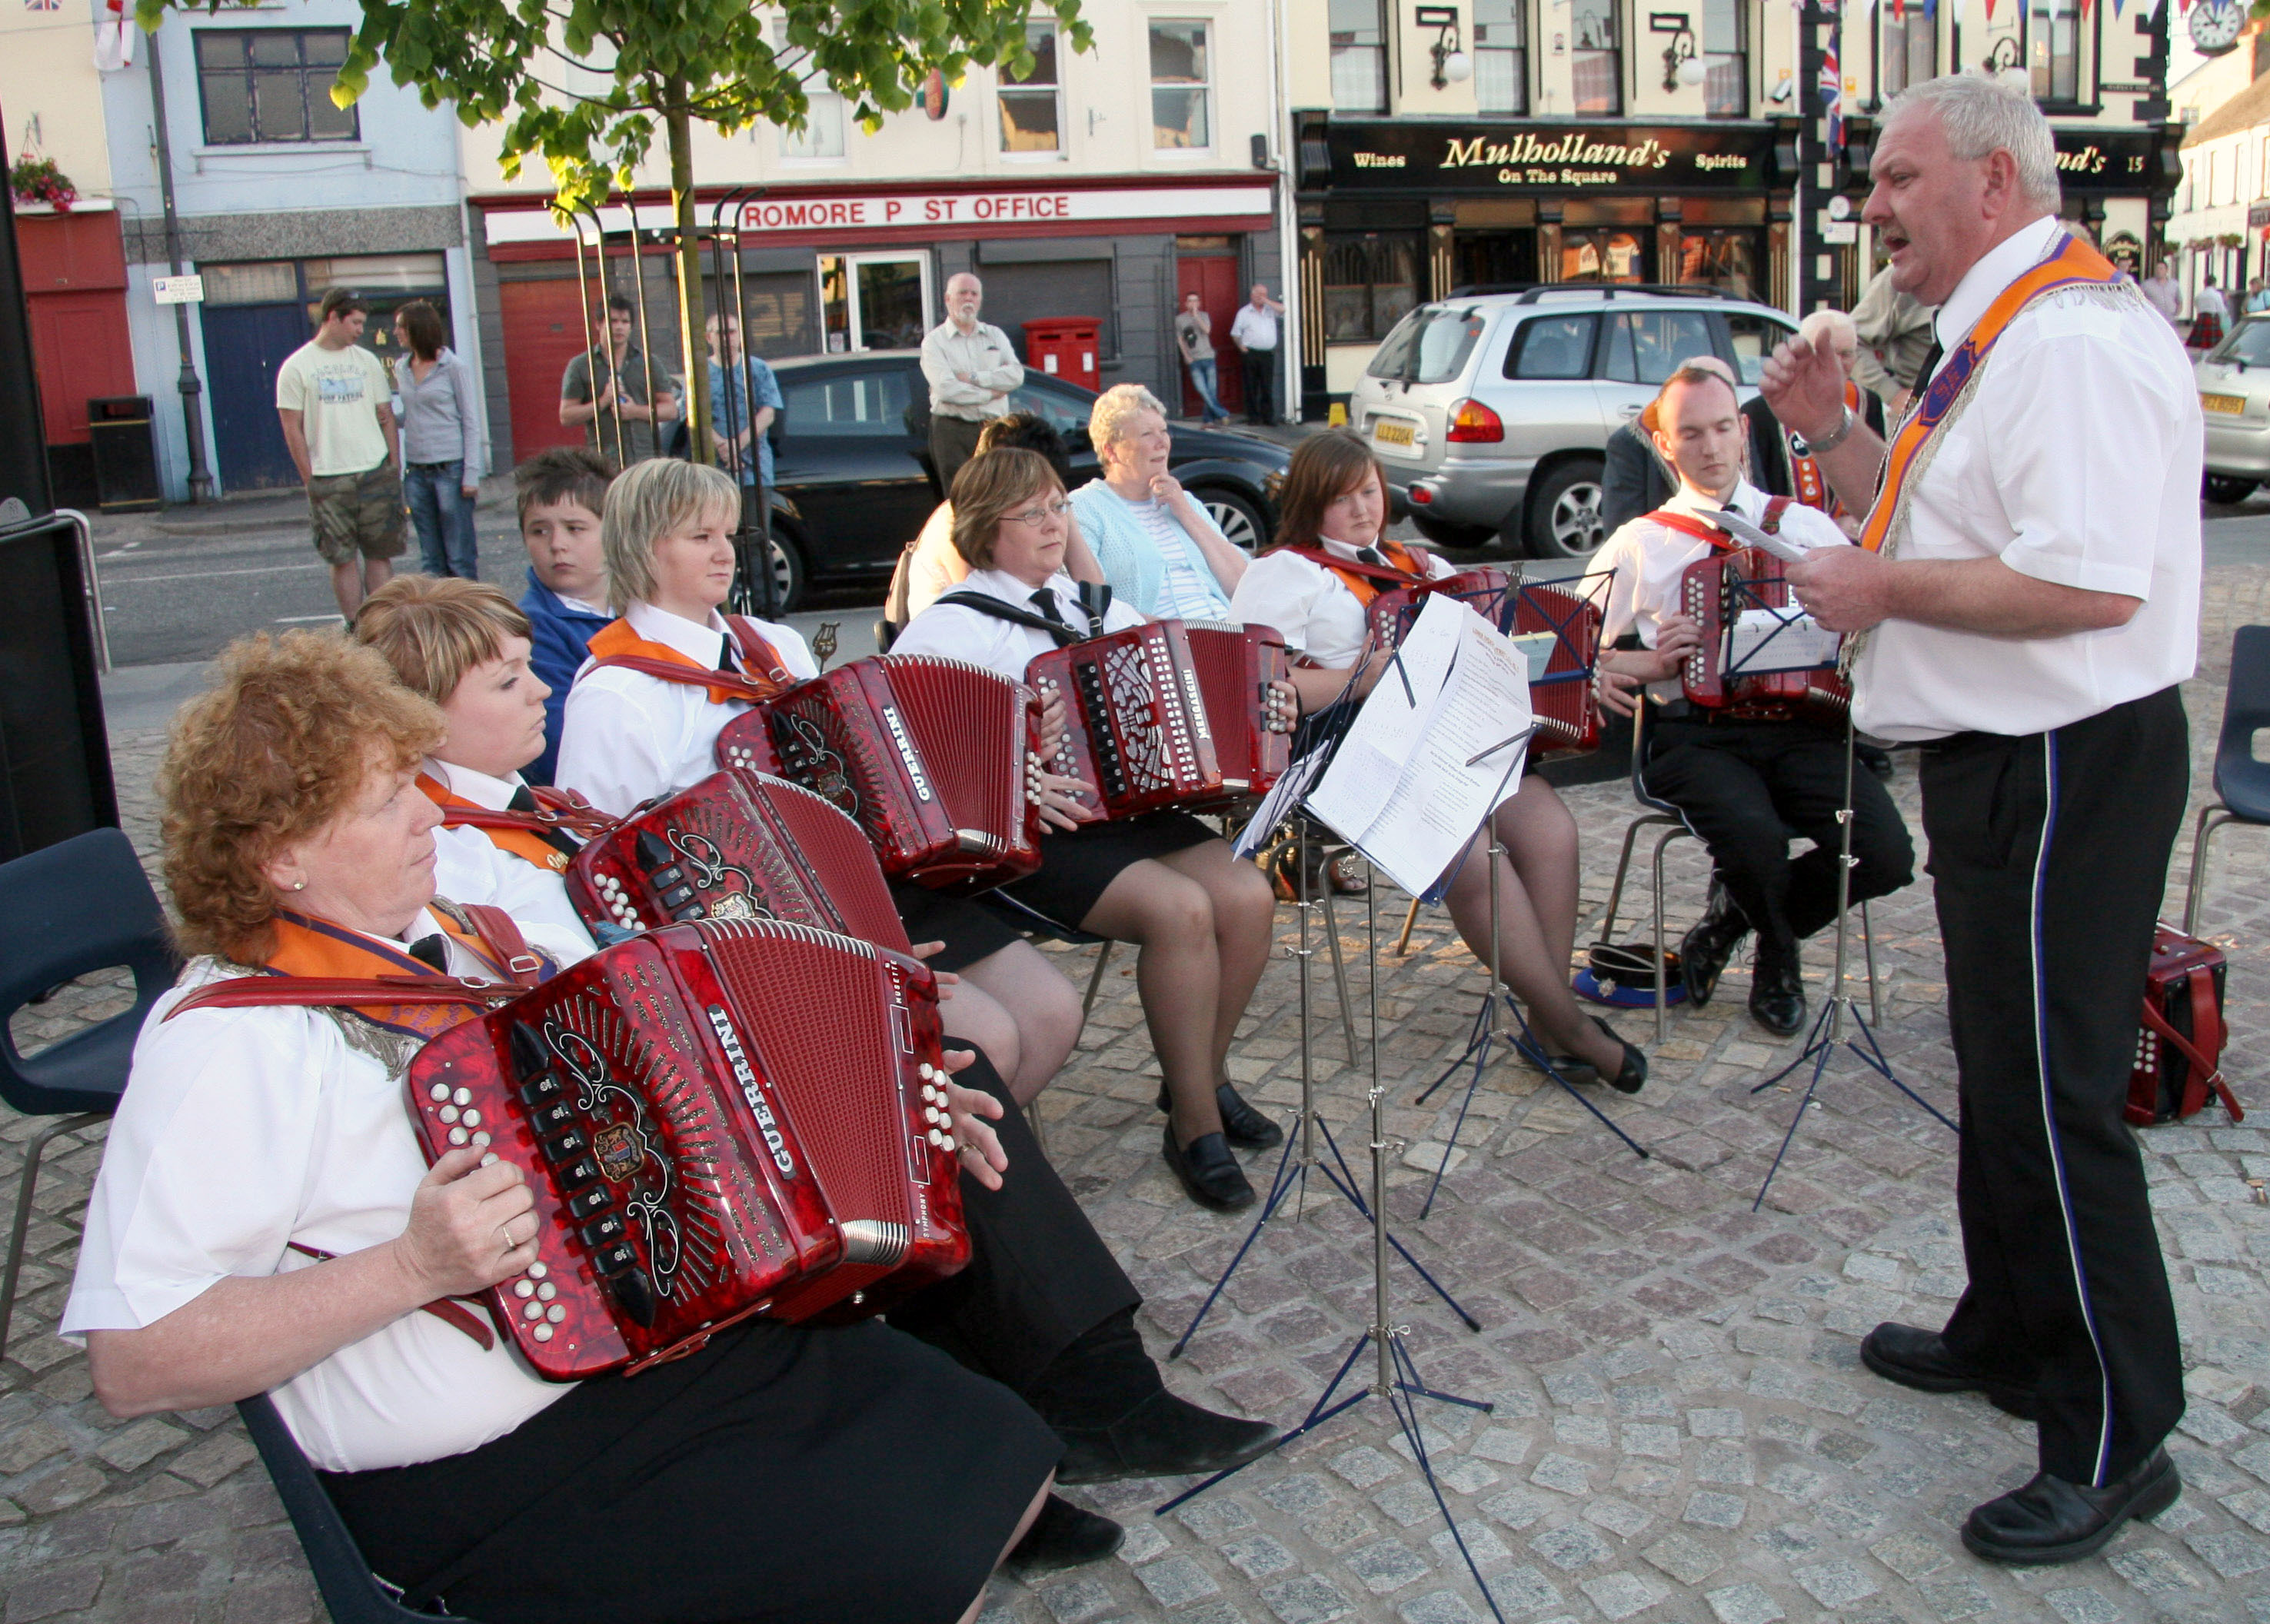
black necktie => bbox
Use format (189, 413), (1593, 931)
(716, 637), (740, 674)
(1910, 335), (1943, 396)
(405, 933), (448, 972)
(1356, 547), (1386, 567)
(1029, 588), (1070, 627)
(508, 784), (582, 857)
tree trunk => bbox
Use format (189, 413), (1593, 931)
(666, 88), (710, 465)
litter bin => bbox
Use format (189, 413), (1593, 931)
(87, 396), (161, 513)
(1020, 318), (1103, 387)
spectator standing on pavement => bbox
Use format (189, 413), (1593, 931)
(276, 287), (404, 623)
(514, 448), (614, 785)
(1173, 292), (1228, 424)
(1850, 261), (1935, 413)
(391, 299), (484, 581)
(921, 273), (1023, 495)
(2142, 261), (2185, 328)
(2248, 276), (2270, 315)
(2192, 275), (2229, 350)
(559, 292), (677, 467)
(1228, 285), (1283, 425)
(706, 311), (783, 538)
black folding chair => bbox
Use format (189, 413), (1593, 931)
(2185, 624), (2270, 933)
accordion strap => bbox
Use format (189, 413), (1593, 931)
(285, 1242), (498, 1351)
(165, 904), (544, 1020)
(434, 792), (614, 842)
(2141, 977), (2244, 1123)
(933, 589), (1106, 645)
(587, 652), (790, 705)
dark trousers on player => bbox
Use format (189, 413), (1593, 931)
(1922, 686), (2188, 1485)
(1643, 714), (1914, 959)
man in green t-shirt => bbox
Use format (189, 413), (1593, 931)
(276, 288), (405, 621)
(558, 292), (678, 465)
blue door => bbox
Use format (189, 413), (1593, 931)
(201, 302), (313, 491)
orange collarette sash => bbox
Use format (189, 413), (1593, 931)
(583, 614), (796, 707)
(417, 773), (612, 874)
(1859, 232), (2122, 554)
(1273, 539), (1432, 606)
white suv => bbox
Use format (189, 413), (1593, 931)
(1348, 286), (1797, 559)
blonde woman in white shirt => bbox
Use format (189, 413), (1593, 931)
(894, 448), (1290, 1213)
(554, 459), (1084, 1103)
(1230, 431), (1644, 1092)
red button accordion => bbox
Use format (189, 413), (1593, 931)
(2128, 925), (2243, 1127)
(407, 918), (970, 1379)
(1679, 547), (1849, 722)
(716, 657), (1043, 894)
(1026, 621), (1293, 820)
(1364, 571), (1606, 757)
(564, 770), (910, 953)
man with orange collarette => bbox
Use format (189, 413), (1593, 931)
(1587, 361), (1912, 1040)
(1765, 75), (2201, 1565)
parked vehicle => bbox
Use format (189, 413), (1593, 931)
(2198, 316), (2270, 504)
(743, 351), (1290, 609)
(1346, 285), (1799, 559)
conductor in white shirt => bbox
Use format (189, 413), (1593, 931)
(922, 274), (1026, 495)
(1228, 284), (1284, 425)
(1764, 75), (2200, 1566)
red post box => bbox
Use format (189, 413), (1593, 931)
(1020, 317), (1103, 388)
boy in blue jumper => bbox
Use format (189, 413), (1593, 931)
(514, 448), (615, 784)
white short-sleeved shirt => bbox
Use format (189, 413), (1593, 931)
(554, 601), (817, 817)
(62, 911), (594, 1473)
(1851, 216), (2202, 740)
(1585, 478), (1851, 703)
(890, 567), (1148, 684)
(1229, 537), (1456, 667)
(424, 759), (598, 950)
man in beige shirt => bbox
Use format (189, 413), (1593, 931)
(275, 288), (404, 621)
(920, 274), (1024, 494)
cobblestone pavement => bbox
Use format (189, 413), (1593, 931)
(5, 571), (2270, 1623)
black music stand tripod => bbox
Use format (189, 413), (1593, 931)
(1747, 717), (1954, 1210)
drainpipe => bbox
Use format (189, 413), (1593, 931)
(145, 27), (211, 502)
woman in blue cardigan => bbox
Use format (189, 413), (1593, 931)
(1069, 385), (1247, 620)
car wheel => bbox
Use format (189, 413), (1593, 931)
(2204, 473), (2258, 504)
(731, 529), (805, 615)
(1410, 513), (1497, 550)
(1197, 488), (1268, 553)
(1523, 458), (1607, 560)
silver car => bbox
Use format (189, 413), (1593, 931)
(1347, 287), (1798, 558)
(2197, 317), (2270, 503)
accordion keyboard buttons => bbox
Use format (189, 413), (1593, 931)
(658, 884), (695, 910)
(533, 1324), (554, 1343)
(518, 1073), (561, 1107)
(514, 1280), (536, 1299)
(580, 1213), (627, 1250)
(451, 1088), (472, 1107)
(560, 1156), (602, 1187)
(593, 1240), (638, 1275)
(530, 1100), (574, 1135)
(566, 1186), (613, 1221)
(527, 1261), (548, 1280)
(428, 1083), (450, 1103)
(540, 1126), (589, 1164)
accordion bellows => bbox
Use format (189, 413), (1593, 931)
(408, 919), (970, 1379)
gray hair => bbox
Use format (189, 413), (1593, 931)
(600, 458), (741, 614)
(1798, 309), (1857, 350)
(1089, 383), (1170, 456)
(1884, 73), (2061, 214)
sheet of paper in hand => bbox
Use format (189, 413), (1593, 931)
(1727, 606), (1841, 675)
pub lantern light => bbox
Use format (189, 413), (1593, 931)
(1417, 5), (1473, 87)
(1980, 37), (2029, 92)
(1659, 21), (1706, 91)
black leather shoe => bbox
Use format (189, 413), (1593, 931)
(1055, 1389), (1281, 1485)
(1157, 1081), (1283, 1150)
(1749, 951), (1806, 1037)
(1861, 1323), (2039, 1420)
(1680, 880), (1751, 1007)
(1593, 1017), (1646, 1094)
(1963, 1447), (2181, 1566)
(1163, 1127), (1256, 1210)
(1008, 1494), (1126, 1574)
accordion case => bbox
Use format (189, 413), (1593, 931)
(1679, 547), (1849, 721)
(408, 919), (970, 1379)
(720, 657), (1043, 894)
(566, 770), (910, 953)
(1363, 571), (1604, 757)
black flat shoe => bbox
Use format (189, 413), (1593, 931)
(1054, 1389), (1281, 1485)
(1163, 1127), (1256, 1210)
(1591, 1017), (1646, 1094)
(1008, 1494), (1126, 1575)
(1749, 952), (1806, 1037)
(1680, 879), (1750, 1007)
(1156, 1081), (1283, 1150)
(1861, 1323), (2039, 1419)
(1962, 1447), (2180, 1566)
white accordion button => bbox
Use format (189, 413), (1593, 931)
(523, 1300), (544, 1321)
(546, 1304), (566, 1323)
(533, 1323), (554, 1343)
(480, 1152), (499, 1167)
(448, 1127), (470, 1146)
(537, 1281), (556, 1300)
(438, 1105), (460, 1124)
(528, 1261), (548, 1280)
(428, 1083), (450, 1102)
(928, 1128), (946, 1148)
(472, 1132), (491, 1149)
(942, 1135), (958, 1153)
(515, 1280), (536, 1299)
(461, 1109), (481, 1128)
(452, 1087), (473, 1107)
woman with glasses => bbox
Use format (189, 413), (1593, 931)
(893, 448), (1290, 1213)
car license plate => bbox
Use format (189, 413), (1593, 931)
(1371, 418), (1416, 448)
(2202, 392), (2248, 416)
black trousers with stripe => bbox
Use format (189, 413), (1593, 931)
(1922, 685), (2188, 1486)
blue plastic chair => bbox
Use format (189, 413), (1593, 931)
(0, 828), (178, 1351)
(237, 1394), (474, 1622)
(2185, 624), (2270, 933)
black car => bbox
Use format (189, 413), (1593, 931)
(751, 351), (1289, 609)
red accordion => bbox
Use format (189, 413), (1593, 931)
(1679, 547), (1849, 722)
(1363, 567), (1514, 650)
(1026, 621), (1292, 820)
(1365, 571), (1605, 757)
(407, 918), (970, 1379)
(565, 770), (910, 953)
(2129, 926), (2243, 1126)
(717, 657), (1043, 894)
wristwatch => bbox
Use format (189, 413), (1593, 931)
(1793, 403), (1856, 456)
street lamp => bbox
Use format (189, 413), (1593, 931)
(1661, 23), (1706, 91)
(1416, 5), (1473, 87)
(1979, 37), (2029, 92)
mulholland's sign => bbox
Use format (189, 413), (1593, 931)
(1321, 119), (1779, 194)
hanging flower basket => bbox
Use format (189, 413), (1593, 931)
(8, 155), (76, 212)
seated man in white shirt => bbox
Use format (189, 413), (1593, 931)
(1589, 362), (1913, 1038)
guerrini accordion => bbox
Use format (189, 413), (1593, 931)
(716, 657), (1043, 894)
(1365, 571), (1605, 757)
(1363, 568), (1514, 651)
(1680, 547), (1849, 722)
(407, 918), (970, 1379)
(565, 770), (911, 953)
(1026, 621), (1293, 819)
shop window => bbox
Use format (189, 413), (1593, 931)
(1678, 231), (1762, 301)
(1700, 0), (1745, 118)
(1723, 310), (1795, 381)
(1473, 0), (1526, 115)
(1570, 0), (1621, 116)
(1323, 234), (1418, 343)
(1879, 11), (1935, 98)
(1560, 228), (1646, 283)
(194, 28), (358, 145)
(1602, 310), (1718, 385)
(1330, 0), (1388, 114)
(1000, 22), (1065, 155)
(1150, 21), (1211, 150)
(2028, 0), (2079, 104)
(1505, 314), (1600, 381)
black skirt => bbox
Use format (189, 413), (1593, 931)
(322, 1319), (1058, 1624)
(998, 812), (1217, 933)
(890, 879), (1023, 972)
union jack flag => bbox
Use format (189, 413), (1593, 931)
(1820, 40), (1842, 150)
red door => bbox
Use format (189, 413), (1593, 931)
(17, 212), (134, 445)
(498, 277), (597, 460)
(1175, 255), (1243, 418)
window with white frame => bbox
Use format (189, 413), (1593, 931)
(1330, 0), (1388, 115)
(2027, 0), (2079, 105)
(1000, 22), (1064, 154)
(774, 21), (845, 158)
(1150, 19), (1211, 149)
(1879, 10), (1936, 98)
(1699, 0), (1745, 118)
(1473, 0), (1526, 115)
(1570, 0), (1620, 116)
